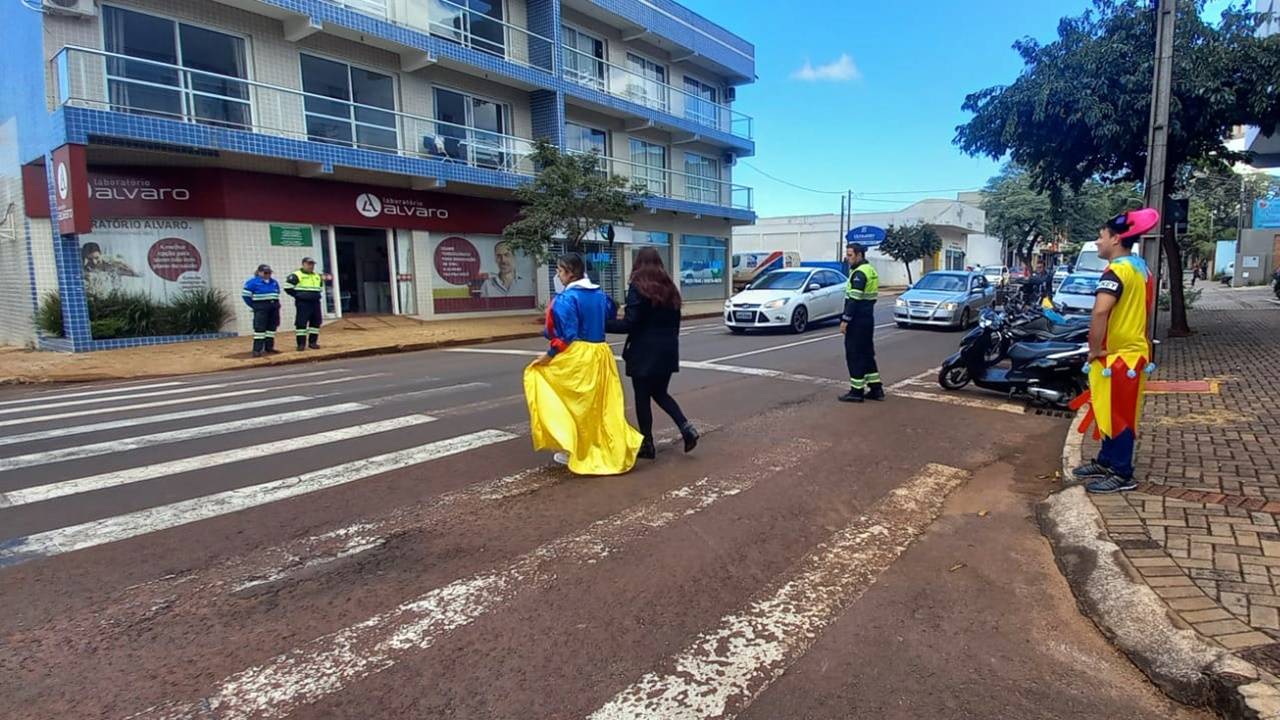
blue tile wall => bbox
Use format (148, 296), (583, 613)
(525, 0), (561, 72)
(38, 332), (238, 353)
(585, 0), (754, 80)
(47, 152), (93, 352)
(641, 195), (754, 224)
(529, 89), (564, 146)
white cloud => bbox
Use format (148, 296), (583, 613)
(791, 53), (862, 83)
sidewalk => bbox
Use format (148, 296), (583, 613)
(0, 314), (544, 384)
(1045, 285), (1280, 717)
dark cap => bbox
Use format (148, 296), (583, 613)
(847, 243), (867, 255)
(257, 264), (273, 274)
(301, 257), (316, 264)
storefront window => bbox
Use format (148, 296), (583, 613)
(432, 234), (537, 313)
(679, 235), (727, 302)
(630, 231), (672, 275)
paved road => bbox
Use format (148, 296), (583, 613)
(0, 309), (1207, 719)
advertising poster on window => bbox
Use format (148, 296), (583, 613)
(81, 218), (210, 300)
(432, 234), (537, 313)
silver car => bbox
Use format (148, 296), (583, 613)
(894, 271), (996, 328)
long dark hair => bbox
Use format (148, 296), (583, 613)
(630, 247), (681, 310)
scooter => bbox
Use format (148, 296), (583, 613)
(938, 309), (1089, 408)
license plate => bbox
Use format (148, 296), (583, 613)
(911, 310), (931, 317)
(734, 311), (754, 321)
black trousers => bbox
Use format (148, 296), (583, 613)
(294, 298), (322, 346)
(632, 373), (688, 440)
(843, 315), (880, 393)
(251, 302), (280, 352)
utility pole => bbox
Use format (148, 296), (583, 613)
(838, 193), (847, 261)
(1141, 0), (1176, 338)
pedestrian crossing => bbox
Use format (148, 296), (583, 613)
(0, 356), (984, 719)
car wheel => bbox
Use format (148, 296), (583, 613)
(959, 308), (972, 329)
(790, 306), (808, 334)
(729, 326), (746, 335)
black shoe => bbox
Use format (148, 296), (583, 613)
(866, 386), (885, 401)
(309, 343), (321, 350)
(1072, 462), (1112, 480)
(638, 438), (656, 460)
(252, 351), (263, 358)
(838, 391), (865, 403)
(265, 349), (282, 355)
(297, 344), (307, 352)
(1086, 474), (1139, 494)
(680, 423), (699, 453)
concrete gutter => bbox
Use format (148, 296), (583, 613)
(1039, 410), (1280, 718)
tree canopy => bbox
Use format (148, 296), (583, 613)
(503, 140), (645, 263)
(880, 222), (942, 284)
(954, 0), (1280, 334)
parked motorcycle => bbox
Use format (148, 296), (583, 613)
(983, 297), (1089, 362)
(1273, 268), (1279, 300)
(938, 308), (1090, 408)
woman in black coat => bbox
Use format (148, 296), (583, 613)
(606, 247), (698, 459)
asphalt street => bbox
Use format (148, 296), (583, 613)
(0, 305), (1208, 719)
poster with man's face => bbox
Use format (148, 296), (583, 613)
(433, 235), (537, 313)
(80, 218), (211, 299)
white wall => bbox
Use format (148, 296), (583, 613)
(966, 234), (1003, 268)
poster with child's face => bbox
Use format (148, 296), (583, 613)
(432, 235), (536, 313)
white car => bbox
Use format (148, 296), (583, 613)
(1052, 266), (1071, 293)
(980, 266), (1009, 286)
(724, 268), (848, 334)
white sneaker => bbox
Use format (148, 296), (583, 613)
(553, 452), (570, 466)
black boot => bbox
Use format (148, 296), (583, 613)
(297, 337), (307, 351)
(265, 338), (281, 355)
(638, 437), (656, 460)
(252, 337), (265, 358)
(838, 390), (865, 403)
(866, 384), (885, 401)
(680, 423), (699, 453)
(309, 335), (321, 350)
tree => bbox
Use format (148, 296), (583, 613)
(503, 140), (645, 263)
(880, 222), (942, 284)
(954, 0), (1280, 336)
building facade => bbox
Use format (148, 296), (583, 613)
(0, 0), (755, 350)
(732, 199), (987, 287)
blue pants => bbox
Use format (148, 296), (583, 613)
(1098, 429), (1135, 479)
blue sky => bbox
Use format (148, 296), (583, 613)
(682, 0), (1236, 217)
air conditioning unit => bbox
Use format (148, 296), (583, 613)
(723, 151), (738, 166)
(725, 87), (737, 102)
(43, 0), (97, 17)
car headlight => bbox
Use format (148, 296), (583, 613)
(724, 299), (733, 309)
(895, 299), (907, 308)
(762, 298), (788, 310)
(941, 302), (958, 311)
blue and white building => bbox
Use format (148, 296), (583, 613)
(0, 0), (755, 350)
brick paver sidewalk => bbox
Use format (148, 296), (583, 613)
(1081, 286), (1280, 662)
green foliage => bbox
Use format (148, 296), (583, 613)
(503, 140), (646, 264)
(36, 291), (63, 337)
(1159, 287), (1202, 311)
(880, 223), (943, 284)
(164, 289), (234, 335)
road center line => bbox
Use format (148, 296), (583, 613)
(702, 333), (841, 363)
(125, 439), (828, 720)
(587, 463), (970, 720)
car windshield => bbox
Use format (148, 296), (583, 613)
(913, 274), (967, 292)
(748, 271), (808, 290)
(1059, 275), (1101, 295)
(1075, 250), (1108, 273)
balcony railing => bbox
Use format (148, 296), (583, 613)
(571, 151), (752, 211)
(333, 0), (555, 73)
(51, 46), (538, 177)
(560, 46), (753, 140)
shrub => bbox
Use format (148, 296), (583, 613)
(36, 291), (63, 337)
(89, 317), (129, 340)
(88, 290), (163, 339)
(162, 289), (233, 335)
(1158, 287), (1202, 311)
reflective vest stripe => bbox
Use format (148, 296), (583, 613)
(845, 264), (880, 301)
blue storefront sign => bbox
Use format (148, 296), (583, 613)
(846, 225), (886, 246)
(1255, 199), (1280, 229)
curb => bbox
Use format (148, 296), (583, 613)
(1039, 410), (1280, 718)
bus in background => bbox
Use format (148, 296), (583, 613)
(732, 251), (802, 291)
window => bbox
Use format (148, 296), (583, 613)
(103, 6), (250, 129)
(683, 76), (719, 128)
(630, 231), (671, 271)
(679, 235), (728, 301)
(914, 274), (967, 292)
(684, 152), (720, 205)
(562, 25), (605, 90)
(629, 139), (667, 196)
(819, 270), (847, 287)
(301, 55), (398, 152)
(625, 53), (668, 112)
(428, 0), (506, 57)
(433, 87), (511, 170)
(566, 122), (608, 176)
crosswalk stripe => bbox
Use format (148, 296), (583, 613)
(0, 373), (382, 429)
(0, 414), (437, 508)
(0, 429), (516, 567)
(0, 370), (342, 418)
(0, 380), (186, 407)
(123, 439), (827, 720)
(587, 463), (970, 720)
(0, 402), (369, 473)
(0, 396), (309, 450)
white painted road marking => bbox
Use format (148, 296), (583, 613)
(587, 463), (970, 720)
(0, 396), (307, 449)
(0, 369), (342, 417)
(893, 388), (1027, 415)
(889, 368), (939, 390)
(0, 380), (186, 407)
(0, 414), (437, 508)
(0, 429), (517, 567)
(0, 402), (369, 472)
(124, 440), (827, 720)
(703, 333), (841, 363)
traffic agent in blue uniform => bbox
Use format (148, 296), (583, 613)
(242, 264), (282, 357)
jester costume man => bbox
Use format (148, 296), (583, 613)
(1069, 208), (1159, 494)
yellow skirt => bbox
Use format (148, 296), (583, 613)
(523, 341), (643, 476)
